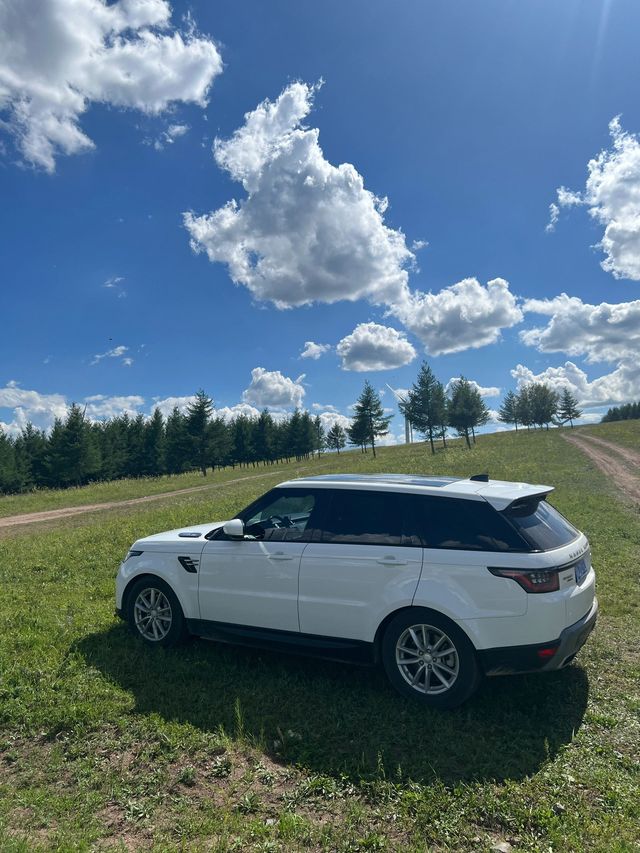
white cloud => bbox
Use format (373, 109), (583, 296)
(90, 344), (132, 366)
(0, 380), (68, 434)
(314, 410), (352, 435)
(0, 0), (222, 171)
(0, 382), (147, 432)
(336, 322), (416, 371)
(445, 378), (501, 398)
(103, 276), (127, 298)
(546, 202), (560, 233)
(521, 293), (640, 364)
(152, 395), (196, 417)
(213, 402), (261, 422)
(511, 360), (640, 407)
(83, 394), (145, 419)
(184, 81), (415, 309)
(300, 341), (331, 360)
(312, 402), (339, 412)
(388, 277), (523, 356)
(550, 117), (640, 280)
(242, 367), (306, 409)
(153, 121), (190, 150)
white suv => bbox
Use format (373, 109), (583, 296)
(116, 473), (597, 708)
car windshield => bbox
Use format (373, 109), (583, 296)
(502, 498), (579, 551)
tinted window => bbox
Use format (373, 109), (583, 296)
(408, 495), (528, 552)
(502, 498), (578, 551)
(240, 489), (319, 541)
(321, 489), (409, 546)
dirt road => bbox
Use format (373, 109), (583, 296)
(563, 433), (640, 504)
(0, 469), (290, 532)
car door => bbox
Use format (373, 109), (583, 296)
(198, 488), (323, 632)
(298, 488), (423, 642)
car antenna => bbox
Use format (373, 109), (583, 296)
(469, 473), (489, 482)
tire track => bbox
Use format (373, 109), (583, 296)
(563, 433), (640, 504)
(0, 469), (295, 531)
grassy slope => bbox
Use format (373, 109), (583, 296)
(0, 463), (321, 519)
(580, 418), (640, 451)
(0, 430), (638, 851)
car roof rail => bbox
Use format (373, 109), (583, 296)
(469, 473), (489, 482)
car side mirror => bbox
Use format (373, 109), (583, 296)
(223, 518), (245, 539)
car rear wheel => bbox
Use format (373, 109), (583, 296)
(126, 577), (187, 648)
(382, 608), (481, 709)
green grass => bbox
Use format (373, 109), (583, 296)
(580, 418), (640, 451)
(1, 431), (639, 851)
(0, 459), (332, 519)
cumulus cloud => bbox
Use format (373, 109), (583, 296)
(549, 117), (640, 280)
(300, 341), (331, 360)
(521, 293), (640, 364)
(0, 381), (147, 433)
(90, 345), (132, 366)
(336, 322), (416, 371)
(388, 277), (523, 356)
(84, 394), (145, 419)
(242, 367), (306, 409)
(0, 0), (222, 171)
(184, 81), (414, 308)
(151, 395), (197, 417)
(314, 409), (352, 436)
(213, 402), (262, 422)
(511, 361), (640, 407)
(445, 378), (501, 398)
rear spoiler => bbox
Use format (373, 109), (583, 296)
(501, 489), (554, 513)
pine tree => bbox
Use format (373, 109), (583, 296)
(0, 429), (20, 493)
(187, 390), (214, 476)
(254, 409), (275, 464)
(498, 390), (519, 431)
(557, 388), (582, 427)
(447, 378), (488, 449)
(208, 416), (232, 469)
(142, 408), (166, 474)
(326, 423), (347, 454)
(350, 381), (391, 458)
(313, 415), (326, 457)
(529, 383), (559, 430)
(165, 407), (192, 474)
(516, 386), (533, 430)
(405, 361), (447, 454)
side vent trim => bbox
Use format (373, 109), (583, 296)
(178, 556), (199, 574)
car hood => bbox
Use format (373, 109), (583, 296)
(132, 521), (226, 553)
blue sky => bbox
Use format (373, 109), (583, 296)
(2, 0), (640, 440)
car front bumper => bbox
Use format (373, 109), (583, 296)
(479, 597), (598, 676)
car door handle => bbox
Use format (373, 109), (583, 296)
(376, 557), (408, 566)
(268, 552), (294, 561)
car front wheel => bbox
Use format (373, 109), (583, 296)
(126, 577), (187, 648)
(381, 608), (481, 709)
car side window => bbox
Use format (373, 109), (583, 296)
(408, 495), (528, 552)
(321, 489), (411, 546)
(241, 489), (319, 542)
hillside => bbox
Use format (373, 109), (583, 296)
(0, 427), (638, 850)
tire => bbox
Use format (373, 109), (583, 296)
(381, 608), (481, 709)
(125, 576), (188, 648)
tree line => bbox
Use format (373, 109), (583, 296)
(0, 392), (329, 495)
(497, 385), (582, 431)
(0, 368), (591, 495)
(601, 401), (640, 423)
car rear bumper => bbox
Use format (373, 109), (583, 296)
(479, 597), (598, 676)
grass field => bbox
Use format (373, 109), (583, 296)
(580, 418), (640, 451)
(0, 427), (639, 851)
(0, 463), (321, 519)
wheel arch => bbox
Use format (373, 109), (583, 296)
(122, 573), (179, 617)
(373, 605), (478, 664)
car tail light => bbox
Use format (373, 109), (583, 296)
(488, 566), (560, 593)
(537, 645), (559, 660)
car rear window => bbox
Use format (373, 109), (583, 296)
(406, 495), (529, 552)
(502, 498), (579, 551)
